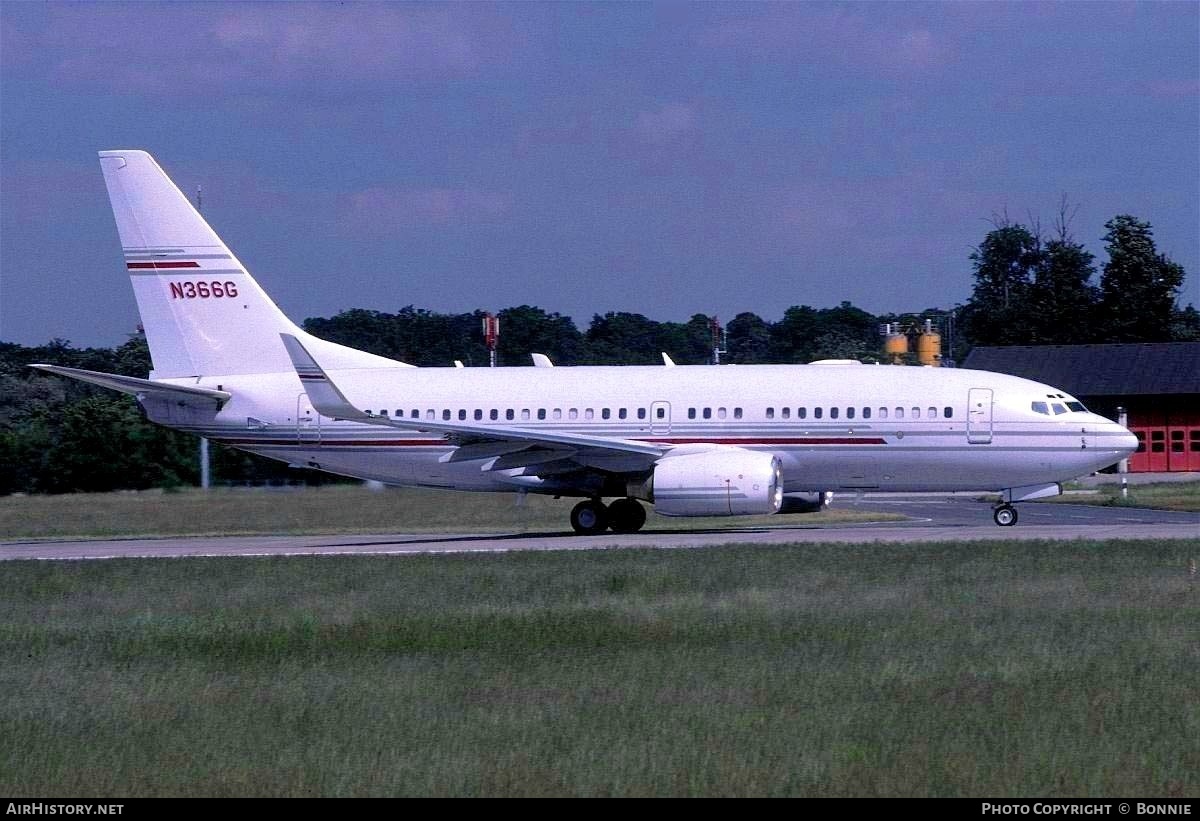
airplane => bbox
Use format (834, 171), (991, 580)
(33, 150), (1139, 533)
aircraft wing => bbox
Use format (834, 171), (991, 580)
(29, 364), (231, 408)
(280, 334), (665, 462)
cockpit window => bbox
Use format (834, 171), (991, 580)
(1031, 401), (1049, 415)
(1051, 403), (1067, 415)
(1066, 401), (1087, 412)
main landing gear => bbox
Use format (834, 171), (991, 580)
(570, 498), (647, 535)
(993, 503), (1019, 527)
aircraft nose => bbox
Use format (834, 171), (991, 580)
(1115, 426), (1139, 457)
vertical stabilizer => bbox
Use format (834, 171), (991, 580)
(99, 150), (405, 377)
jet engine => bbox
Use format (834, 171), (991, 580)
(652, 448), (783, 517)
(779, 491), (833, 514)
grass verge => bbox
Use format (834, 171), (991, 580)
(1, 540), (1197, 796)
(1036, 481), (1200, 513)
(0, 486), (900, 540)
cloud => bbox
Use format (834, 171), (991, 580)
(635, 103), (697, 146)
(342, 186), (513, 232)
(694, 6), (949, 77)
(4, 3), (508, 96)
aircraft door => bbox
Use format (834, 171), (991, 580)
(650, 401), (671, 435)
(967, 388), (993, 444)
(296, 393), (321, 446)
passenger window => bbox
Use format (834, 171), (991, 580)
(426, 409), (435, 420)
(585, 409), (594, 420)
(863, 407), (871, 419)
(521, 409), (531, 421)
(602, 408), (610, 420)
(734, 408), (742, 419)
(474, 409), (483, 421)
(638, 408), (647, 420)
(703, 407), (712, 419)
(896, 408), (904, 419)
(656, 407), (665, 419)
(506, 409), (514, 420)
(490, 409), (498, 420)
(537, 409), (546, 420)
(443, 409), (451, 421)
(766, 407), (775, 419)
(569, 408), (578, 420)
(618, 408), (627, 420)
(943, 407), (952, 418)
(830, 407), (839, 419)
(847, 407), (856, 420)
(781, 408), (790, 420)
(458, 409), (467, 421)
(927, 407), (936, 419)
(379, 409), (388, 417)
(911, 407), (920, 419)
(688, 408), (697, 420)
(718, 407), (726, 420)
(814, 407), (823, 419)
(411, 409), (419, 419)
(553, 409), (562, 420)
(878, 407), (888, 419)
(798, 407), (807, 419)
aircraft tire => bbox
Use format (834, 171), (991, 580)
(993, 504), (1018, 527)
(608, 498), (647, 533)
(570, 499), (609, 535)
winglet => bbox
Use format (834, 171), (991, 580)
(661, 352), (676, 367)
(280, 333), (370, 421)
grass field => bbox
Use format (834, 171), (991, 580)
(1037, 481), (1200, 513)
(0, 485), (900, 540)
(2, 540), (1197, 797)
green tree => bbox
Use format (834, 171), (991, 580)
(1026, 210), (1098, 344)
(495, 306), (584, 366)
(1099, 215), (1187, 342)
(960, 222), (1042, 347)
(725, 312), (772, 363)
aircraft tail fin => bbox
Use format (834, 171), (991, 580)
(98, 150), (408, 378)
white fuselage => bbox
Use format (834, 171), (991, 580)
(149, 362), (1136, 495)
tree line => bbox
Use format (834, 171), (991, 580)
(2, 211), (1193, 494)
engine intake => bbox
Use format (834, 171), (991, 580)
(652, 448), (783, 517)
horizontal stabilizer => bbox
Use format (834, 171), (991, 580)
(30, 364), (231, 408)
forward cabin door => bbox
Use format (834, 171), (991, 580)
(967, 388), (993, 444)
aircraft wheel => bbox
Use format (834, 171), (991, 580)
(993, 504), (1018, 527)
(570, 499), (609, 535)
(608, 498), (647, 533)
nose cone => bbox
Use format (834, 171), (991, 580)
(1115, 426), (1139, 458)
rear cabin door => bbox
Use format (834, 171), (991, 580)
(967, 388), (993, 444)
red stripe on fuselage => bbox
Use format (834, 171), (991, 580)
(214, 436), (887, 448)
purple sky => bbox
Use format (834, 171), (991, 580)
(2, 1), (1197, 348)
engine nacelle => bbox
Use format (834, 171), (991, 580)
(652, 448), (783, 517)
(779, 491), (833, 514)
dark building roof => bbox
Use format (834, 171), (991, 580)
(962, 343), (1200, 396)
